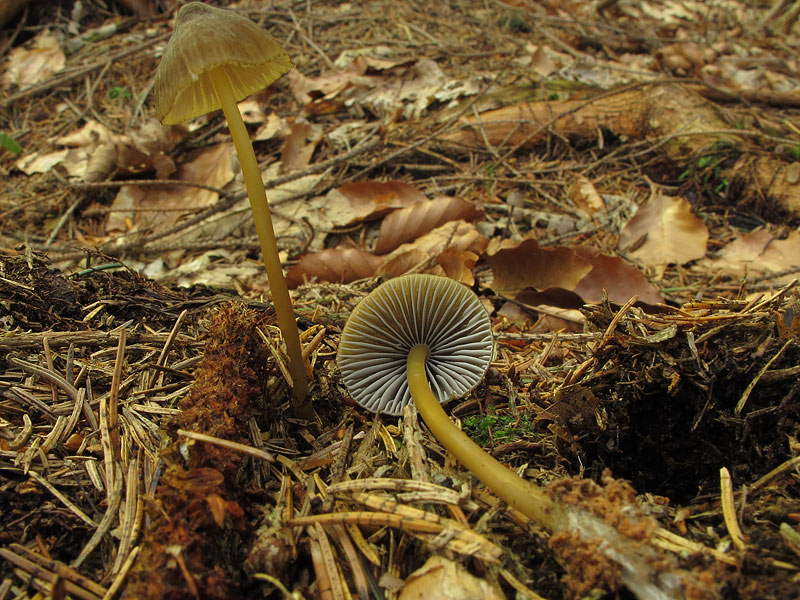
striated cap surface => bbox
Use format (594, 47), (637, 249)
(337, 274), (494, 416)
(154, 2), (293, 125)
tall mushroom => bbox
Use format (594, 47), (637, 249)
(154, 2), (310, 417)
(337, 274), (555, 521)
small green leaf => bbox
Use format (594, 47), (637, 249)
(0, 132), (21, 154)
(697, 155), (713, 168)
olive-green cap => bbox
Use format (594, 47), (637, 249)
(154, 2), (293, 125)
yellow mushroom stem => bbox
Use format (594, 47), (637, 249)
(209, 66), (310, 417)
(407, 343), (688, 598)
(407, 344), (562, 528)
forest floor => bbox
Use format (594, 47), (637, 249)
(1, 0), (800, 599)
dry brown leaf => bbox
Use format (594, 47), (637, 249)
(337, 181), (428, 223)
(379, 220), (488, 278)
(254, 112), (292, 141)
(287, 58), (372, 105)
(515, 287), (585, 310)
(573, 246), (663, 305)
(280, 119), (323, 173)
(285, 248), (383, 288)
(17, 119), (179, 181)
(375, 196), (483, 254)
(571, 175), (606, 216)
(618, 192), (708, 266)
(486, 238), (592, 298)
(435, 248), (479, 286)
(399, 556), (503, 600)
(106, 143), (234, 234)
(2, 30), (65, 88)
(707, 229), (800, 285)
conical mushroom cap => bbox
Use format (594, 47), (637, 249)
(154, 2), (293, 125)
(337, 274), (494, 416)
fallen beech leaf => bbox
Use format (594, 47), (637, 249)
(436, 248), (479, 285)
(399, 556), (503, 600)
(254, 112), (292, 141)
(2, 30), (65, 88)
(618, 193), (708, 266)
(380, 220), (488, 278)
(486, 238), (592, 298)
(106, 143), (234, 233)
(708, 229), (800, 285)
(280, 119), (322, 173)
(375, 196), (483, 254)
(573, 246), (663, 305)
(285, 248), (382, 288)
(515, 287), (585, 310)
(337, 181), (428, 223)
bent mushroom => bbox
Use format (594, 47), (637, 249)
(338, 274), (689, 600)
(337, 274), (554, 520)
(154, 2), (310, 417)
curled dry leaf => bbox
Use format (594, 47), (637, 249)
(337, 181), (428, 223)
(486, 238), (592, 298)
(285, 248), (383, 288)
(379, 220), (488, 278)
(618, 192), (709, 266)
(435, 247), (479, 286)
(571, 174), (606, 216)
(375, 196), (483, 254)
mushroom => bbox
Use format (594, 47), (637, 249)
(338, 274), (691, 600)
(154, 2), (310, 417)
(337, 274), (554, 521)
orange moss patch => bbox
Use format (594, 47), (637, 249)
(127, 303), (275, 599)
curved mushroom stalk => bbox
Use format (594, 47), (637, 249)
(406, 344), (558, 524)
(154, 2), (310, 417)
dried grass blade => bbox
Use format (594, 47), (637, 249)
(157, 308), (188, 381)
(309, 522), (346, 600)
(720, 467), (746, 552)
(111, 458), (140, 574)
(177, 429), (274, 462)
(103, 545), (140, 600)
(1, 546), (107, 600)
(288, 511), (443, 534)
(9, 357), (80, 401)
(73, 463), (123, 568)
(331, 523), (370, 599)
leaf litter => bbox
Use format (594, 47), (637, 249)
(1, 1), (800, 599)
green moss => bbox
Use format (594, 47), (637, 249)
(463, 412), (535, 446)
